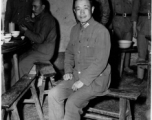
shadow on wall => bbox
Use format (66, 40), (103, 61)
(44, 0), (63, 79)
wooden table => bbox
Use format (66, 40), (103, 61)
(1, 37), (29, 93)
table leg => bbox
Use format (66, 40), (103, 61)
(120, 53), (125, 77)
(1, 54), (6, 93)
(13, 54), (19, 81)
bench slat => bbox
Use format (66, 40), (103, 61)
(2, 74), (35, 108)
(107, 88), (140, 100)
(34, 62), (56, 73)
(88, 108), (119, 118)
(84, 113), (113, 120)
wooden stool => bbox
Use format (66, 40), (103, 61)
(34, 62), (56, 106)
(84, 88), (140, 120)
(2, 74), (44, 120)
(119, 47), (137, 77)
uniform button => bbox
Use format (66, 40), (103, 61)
(78, 71), (81, 74)
(18, 13), (19, 15)
(78, 51), (80, 54)
(87, 46), (89, 48)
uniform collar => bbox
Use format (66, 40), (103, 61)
(80, 17), (95, 29)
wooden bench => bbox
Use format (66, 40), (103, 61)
(1, 74), (44, 120)
(84, 88), (140, 120)
(34, 62), (56, 106)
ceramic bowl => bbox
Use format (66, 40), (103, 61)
(11, 31), (20, 37)
(4, 34), (12, 42)
(118, 40), (133, 49)
(4, 37), (11, 43)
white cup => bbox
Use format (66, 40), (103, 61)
(9, 22), (15, 33)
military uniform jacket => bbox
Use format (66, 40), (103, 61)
(111, 0), (133, 32)
(64, 18), (111, 92)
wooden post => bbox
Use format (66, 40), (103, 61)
(119, 98), (127, 120)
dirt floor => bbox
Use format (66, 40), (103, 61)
(11, 65), (149, 120)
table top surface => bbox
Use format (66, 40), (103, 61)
(2, 37), (28, 54)
(119, 46), (137, 52)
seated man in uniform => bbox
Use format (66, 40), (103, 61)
(48, 0), (111, 120)
(11, 0), (57, 86)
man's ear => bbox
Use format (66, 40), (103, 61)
(92, 6), (95, 13)
(42, 5), (45, 10)
(74, 9), (76, 13)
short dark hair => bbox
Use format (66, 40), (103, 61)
(39, 0), (50, 11)
(73, 0), (94, 9)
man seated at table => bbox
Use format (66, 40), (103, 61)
(11, 0), (57, 86)
(48, 0), (111, 120)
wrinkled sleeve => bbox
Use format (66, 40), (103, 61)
(64, 27), (75, 74)
(100, 0), (110, 25)
(131, 0), (140, 22)
(4, 0), (13, 32)
(80, 28), (111, 86)
(25, 17), (55, 43)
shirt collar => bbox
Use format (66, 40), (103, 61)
(35, 10), (45, 20)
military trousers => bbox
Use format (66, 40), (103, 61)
(48, 79), (104, 120)
(137, 33), (148, 60)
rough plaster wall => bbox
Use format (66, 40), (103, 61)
(48, 0), (76, 52)
(1, 0), (7, 30)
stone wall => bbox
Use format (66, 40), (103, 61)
(48, 0), (76, 52)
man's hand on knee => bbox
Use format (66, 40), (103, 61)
(63, 73), (73, 81)
(72, 80), (84, 91)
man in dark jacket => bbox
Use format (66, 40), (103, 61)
(93, 0), (110, 26)
(48, 0), (111, 120)
(11, 0), (57, 85)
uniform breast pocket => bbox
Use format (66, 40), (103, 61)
(115, 1), (121, 11)
(83, 45), (94, 57)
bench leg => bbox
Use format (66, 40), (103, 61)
(126, 100), (132, 120)
(2, 109), (5, 120)
(119, 98), (127, 120)
(11, 103), (20, 120)
(30, 81), (44, 120)
(39, 79), (46, 106)
(39, 76), (54, 106)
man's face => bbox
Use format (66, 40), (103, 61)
(32, 0), (45, 16)
(74, 0), (94, 25)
